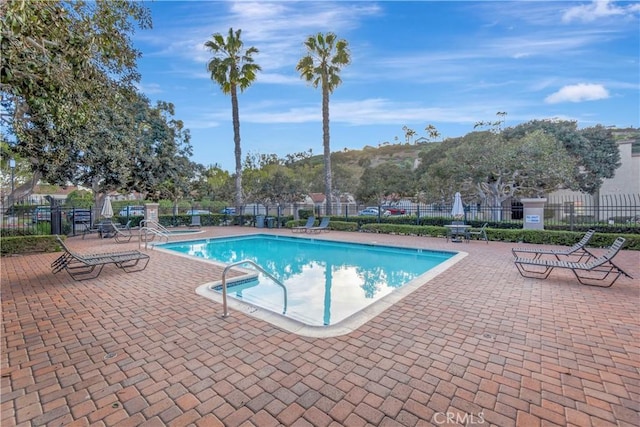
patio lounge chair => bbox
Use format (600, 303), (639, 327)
(81, 221), (100, 239)
(467, 223), (488, 243)
(292, 216), (315, 233)
(307, 217), (330, 233)
(52, 235), (150, 281)
(113, 220), (135, 243)
(189, 215), (201, 228)
(514, 237), (631, 287)
(512, 229), (596, 262)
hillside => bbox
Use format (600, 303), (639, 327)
(301, 141), (442, 183)
(322, 126), (640, 174)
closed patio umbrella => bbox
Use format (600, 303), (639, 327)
(101, 195), (114, 219)
(451, 192), (464, 219)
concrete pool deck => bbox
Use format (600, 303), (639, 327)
(1, 227), (639, 426)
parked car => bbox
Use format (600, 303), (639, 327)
(119, 206), (145, 217)
(381, 206), (407, 215)
(186, 209), (211, 215)
(220, 207), (236, 215)
(67, 208), (92, 224)
(358, 207), (390, 217)
(32, 206), (51, 222)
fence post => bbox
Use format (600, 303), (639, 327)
(568, 203), (575, 231)
(48, 197), (62, 235)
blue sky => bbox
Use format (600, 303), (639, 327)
(133, 1), (640, 171)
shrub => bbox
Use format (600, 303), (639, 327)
(361, 224), (640, 250)
(0, 235), (60, 255)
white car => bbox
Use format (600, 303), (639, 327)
(186, 209), (211, 215)
(358, 207), (390, 216)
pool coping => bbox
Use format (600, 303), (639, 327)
(153, 234), (468, 338)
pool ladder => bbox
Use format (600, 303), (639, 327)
(139, 220), (170, 248)
(220, 260), (288, 318)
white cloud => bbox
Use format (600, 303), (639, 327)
(544, 83), (610, 104)
(234, 98), (486, 126)
(135, 82), (163, 94)
(562, 0), (640, 23)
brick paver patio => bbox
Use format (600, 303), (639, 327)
(1, 227), (638, 426)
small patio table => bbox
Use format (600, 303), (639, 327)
(444, 224), (471, 243)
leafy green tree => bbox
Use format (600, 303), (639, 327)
(332, 163), (359, 201)
(193, 164), (234, 202)
(419, 130), (578, 219)
(263, 166), (306, 208)
(241, 166), (268, 208)
(416, 156), (461, 207)
(205, 28), (261, 212)
(356, 163), (414, 204)
(72, 85), (147, 202)
(129, 100), (193, 201)
(66, 88), (192, 207)
(65, 190), (93, 208)
(1, 0), (151, 188)
(296, 32), (350, 215)
(501, 120), (620, 194)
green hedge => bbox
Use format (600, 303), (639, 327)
(360, 223), (640, 250)
(338, 215), (640, 234)
(0, 235), (61, 255)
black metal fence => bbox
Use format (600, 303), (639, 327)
(2, 194), (639, 236)
(283, 194), (640, 231)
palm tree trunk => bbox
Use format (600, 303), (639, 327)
(231, 85), (243, 211)
(322, 83), (332, 216)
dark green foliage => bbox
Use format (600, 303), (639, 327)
(2, 0), (152, 185)
(0, 235), (60, 255)
(297, 210), (314, 220)
(502, 120), (620, 194)
(360, 224), (640, 250)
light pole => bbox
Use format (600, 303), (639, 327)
(9, 158), (15, 206)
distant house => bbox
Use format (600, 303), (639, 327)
(548, 136), (639, 198)
(546, 136), (640, 221)
(302, 192), (357, 215)
(415, 137), (434, 144)
(108, 191), (145, 202)
(27, 184), (90, 205)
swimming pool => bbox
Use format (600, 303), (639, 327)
(157, 234), (465, 336)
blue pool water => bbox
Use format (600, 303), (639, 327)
(159, 234), (456, 328)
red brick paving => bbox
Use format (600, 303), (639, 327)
(1, 227), (639, 426)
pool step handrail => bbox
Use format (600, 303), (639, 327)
(139, 226), (169, 249)
(140, 219), (171, 235)
(220, 260), (288, 318)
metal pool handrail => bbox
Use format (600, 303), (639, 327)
(138, 227), (169, 249)
(220, 260), (288, 318)
(140, 219), (171, 235)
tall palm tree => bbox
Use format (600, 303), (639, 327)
(296, 32), (350, 216)
(205, 28), (261, 211)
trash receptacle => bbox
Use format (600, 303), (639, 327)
(266, 217), (274, 228)
(256, 215), (265, 228)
